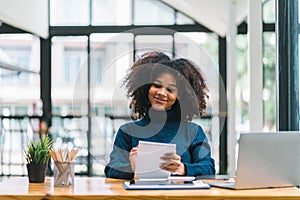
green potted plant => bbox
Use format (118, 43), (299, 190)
(24, 134), (53, 183)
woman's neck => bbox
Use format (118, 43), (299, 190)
(146, 107), (178, 123)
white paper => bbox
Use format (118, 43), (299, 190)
(134, 141), (176, 179)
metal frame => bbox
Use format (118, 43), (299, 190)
(218, 36), (227, 174)
(276, 0), (299, 131)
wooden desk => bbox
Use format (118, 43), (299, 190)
(1, 177), (300, 200)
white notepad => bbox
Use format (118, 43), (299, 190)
(134, 141), (176, 179)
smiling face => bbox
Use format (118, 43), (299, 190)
(148, 73), (178, 111)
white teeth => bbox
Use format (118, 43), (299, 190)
(153, 94), (168, 101)
(155, 97), (166, 102)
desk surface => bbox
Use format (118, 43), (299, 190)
(0, 177), (300, 200)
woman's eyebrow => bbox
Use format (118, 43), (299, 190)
(154, 79), (177, 88)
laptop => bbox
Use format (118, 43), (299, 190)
(209, 132), (300, 189)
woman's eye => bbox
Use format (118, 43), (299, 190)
(153, 83), (162, 88)
(167, 88), (174, 93)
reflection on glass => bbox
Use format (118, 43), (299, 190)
(50, 116), (89, 175)
(174, 32), (219, 172)
(90, 33), (133, 87)
(263, 32), (276, 131)
(134, 0), (175, 25)
(89, 34), (133, 176)
(0, 34), (40, 85)
(92, 0), (132, 25)
(235, 35), (249, 131)
(50, 0), (89, 26)
(51, 36), (88, 116)
(135, 35), (173, 58)
(0, 33), (40, 119)
(263, 0), (275, 23)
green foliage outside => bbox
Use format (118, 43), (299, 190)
(235, 33), (276, 131)
(200, 30), (276, 131)
(262, 32), (276, 130)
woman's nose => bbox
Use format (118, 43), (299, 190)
(157, 87), (167, 95)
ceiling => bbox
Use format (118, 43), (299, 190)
(0, 0), (48, 38)
(0, 0), (250, 39)
(162, 0), (248, 37)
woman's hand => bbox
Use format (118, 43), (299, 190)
(129, 146), (139, 172)
(159, 152), (186, 175)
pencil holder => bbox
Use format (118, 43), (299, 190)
(54, 161), (74, 187)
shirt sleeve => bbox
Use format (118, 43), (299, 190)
(183, 125), (216, 176)
(104, 127), (134, 180)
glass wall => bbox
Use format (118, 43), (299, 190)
(0, 34), (40, 113)
(50, 0), (195, 26)
(48, 30), (220, 175)
(235, 0), (276, 133)
(47, 0), (222, 176)
(0, 34), (41, 175)
(134, 0), (174, 25)
(92, 0), (132, 25)
(50, 0), (90, 26)
(89, 33), (133, 174)
(0, 0), (277, 176)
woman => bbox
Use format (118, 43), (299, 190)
(104, 52), (215, 179)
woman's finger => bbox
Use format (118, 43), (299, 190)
(161, 153), (181, 161)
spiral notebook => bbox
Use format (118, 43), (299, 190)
(134, 141), (176, 179)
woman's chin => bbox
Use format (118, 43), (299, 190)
(151, 105), (166, 111)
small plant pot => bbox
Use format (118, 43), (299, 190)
(27, 163), (47, 183)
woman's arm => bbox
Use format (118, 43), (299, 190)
(183, 125), (216, 176)
(104, 128), (134, 180)
(159, 124), (215, 176)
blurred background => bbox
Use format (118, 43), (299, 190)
(0, 0), (291, 178)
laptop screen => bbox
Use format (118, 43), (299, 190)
(234, 132), (300, 189)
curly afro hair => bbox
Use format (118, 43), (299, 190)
(171, 58), (209, 120)
(124, 51), (209, 121)
(124, 51), (170, 119)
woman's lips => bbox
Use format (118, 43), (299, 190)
(153, 96), (167, 104)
